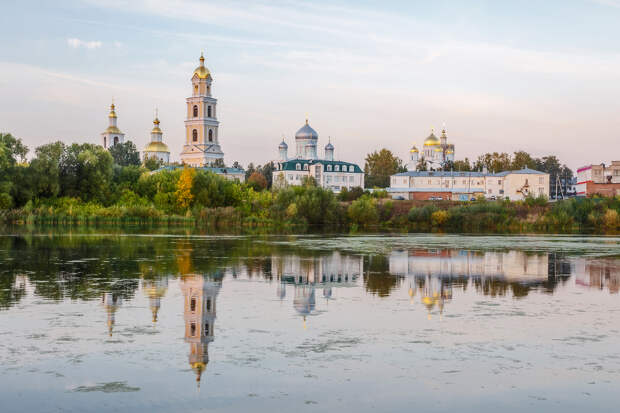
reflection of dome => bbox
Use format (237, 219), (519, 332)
(295, 120), (318, 140)
(193, 53), (211, 79)
(322, 287), (332, 299)
(424, 131), (440, 146)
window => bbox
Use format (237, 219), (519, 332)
(192, 129), (198, 142)
(190, 322), (196, 336)
(295, 175), (300, 180)
(498, 179), (502, 185)
(288, 174), (293, 180)
(207, 105), (212, 117)
(190, 298), (196, 312)
(335, 165), (340, 171)
(327, 165), (332, 171)
(193, 105), (198, 117)
(488, 189), (492, 194)
(303, 164), (309, 170)
(539, 177), (544, 184)
(538, 187), (544, 194)
(204, 323), (210, 336)
(349, 166), (354, 172)
(206, 298), (211, 312)
(113, 136), (119, 145)
(296, 163), (301, 171)
(208, 129), (213, 142)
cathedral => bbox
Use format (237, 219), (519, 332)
(273, 119), (364, 192)
(179, 53), (224, 167)
(407, 128), (455, 170)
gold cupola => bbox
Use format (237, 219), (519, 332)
(108, 103), (117, 118)
(193, 52), (211, 79)
(424, 129), (440, 146)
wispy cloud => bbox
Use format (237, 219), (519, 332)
(67, 38), (102, 49)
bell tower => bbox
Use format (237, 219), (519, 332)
(101, 102), (125, 149)
(180, 53), (224, 166)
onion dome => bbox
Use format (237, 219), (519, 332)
(151, 117), (162, 134)
(446, 149), (454, 154)
(325, 142), (334, 150)
(295, 119), (318, 140)
(108, 103), (117, 118)
(410, 145), (419, 153)
(279, 140), (288, 149)
(434, 147), (442, 152)
(193, 52), (211, 79)
(424, 130), (440, 146)
(145, 141), (169, 152)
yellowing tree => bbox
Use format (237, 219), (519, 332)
(176, 167), (196, 211)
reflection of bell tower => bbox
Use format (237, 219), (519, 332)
(142, 277), (169, 322)
(180, 274), (221, 386)
(102, 292), (122, 336)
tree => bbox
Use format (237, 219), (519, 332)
(473, 152), (511, 173)
(212, 158), (225, 168)
(452, 158), (471, 171)
(245, 163), (256, 181)
(247, 171), (268, 191)
(60, 143), (114, 203)
(364, 149), (405, 188)
(259, 162), (275, 188)
(0, 133), (29, 208)
(511, 151), (536, 170)
(232, 161), (243, 170)
(29, 141), (65, 199)
(144, 156), (163, 171)
(175, 167), (196, 211)
(109, 141), (141, 167)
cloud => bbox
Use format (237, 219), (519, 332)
(67, 38), (103, 49)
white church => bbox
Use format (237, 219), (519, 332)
(273, 119), (364, 192)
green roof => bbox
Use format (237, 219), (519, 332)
(279, 159), (363, 173)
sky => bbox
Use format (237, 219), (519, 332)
(1, 0), (620, 169)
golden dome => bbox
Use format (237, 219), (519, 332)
(434, 147), (442, 152)
(151, 126), (162, 134)
(144, 141), (170, 153)
(446, 149), (454, 154)
(424, 131), (440, 146)
(410, 146), (419, 153)
(108, 103), (117, 118)
(193, 53), (211, 79)
(106, 126), (122, 134)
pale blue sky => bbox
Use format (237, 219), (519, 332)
(1, 0), (619, 168)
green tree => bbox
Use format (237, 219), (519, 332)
(0, 133), (29, 208)
(144, 156), (163, 171)
(511, 151), (536, 170)
(60, 143), (114, 203)
(474, 152), (512, 173)
(29, 141), (65, 199)
(452, 158), (471, 171)
(109, 141), (141, 166)
(364, 149), (405, 188)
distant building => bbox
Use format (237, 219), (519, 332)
(101, 102), (125, 149)
(576, 161), (620, 197)
(142, 114), (170, 164)
(273, 119), (364, 192)
(389, 168), (549, 201)
(407, 128), (455, 170)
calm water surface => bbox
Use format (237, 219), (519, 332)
(0, 233), (619, 412)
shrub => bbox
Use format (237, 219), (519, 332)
(431, 210), (449, 227)
(348, 195), (379, 228)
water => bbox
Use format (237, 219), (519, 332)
(0, 233), (619, 412)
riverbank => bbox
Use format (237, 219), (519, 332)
(1, 194), (619, 234)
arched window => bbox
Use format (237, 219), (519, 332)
(303, 164), (308, 170)
(204, 323), (210, 336)
(208, 129), (213, 142)
(192, 129), (198, 142)
(296, 163), (301, 171)
(193, 105), (198, 117)
(349, 166), (354, 172)
(113, 136), (119, 145)
(327, 165), (332, 171)
(207, 105), (212, 117)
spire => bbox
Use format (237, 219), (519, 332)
(199, 51), (205, 65)
(108, 101), (117, 118)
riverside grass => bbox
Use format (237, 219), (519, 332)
(2, 193), (619, 234)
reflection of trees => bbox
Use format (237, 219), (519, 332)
(363, 255), (401, 297)
(0, 273), (26, 310)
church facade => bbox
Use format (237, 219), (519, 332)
(273, 119), (364, 192)
(407, 128), (455, 170)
